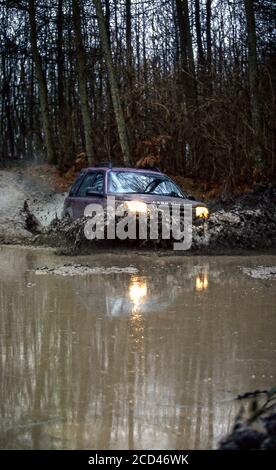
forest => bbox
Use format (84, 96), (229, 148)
(1, 1), (276, 457)
(0, 0), (275, 189)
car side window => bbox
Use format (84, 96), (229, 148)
(69, 172), (84, 196)
(76, 172), (104, 197)
(92, 173), (104, 192)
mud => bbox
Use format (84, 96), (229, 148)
(241, 266), (276, 280)
(34, 264), (139, 276)
(37, 183), (276, 253)
(0, 169), (66, 244)
(0, 169), (275, 253)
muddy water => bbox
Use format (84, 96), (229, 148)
(0, 246), (275, 450)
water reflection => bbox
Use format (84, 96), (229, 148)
(77, 266), (210, 318)
(128, 276), (148, 313)
(0, 247), (275, 450)
(195, 271), (208, 292)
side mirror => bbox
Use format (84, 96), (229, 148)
(86, 188), (104, 197)
(187, 194), (195, 201)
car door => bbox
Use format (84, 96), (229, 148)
(64, 171), (85, 218)
(73, 171), (105, 218)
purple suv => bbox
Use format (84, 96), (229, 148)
(62, 164), (209, 220)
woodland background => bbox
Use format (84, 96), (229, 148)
(0, 0), (275, 190)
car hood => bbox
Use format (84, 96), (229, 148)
(109, 193), (206, 208)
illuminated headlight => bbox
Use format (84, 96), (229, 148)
(195, 206), (209, 219)
(124, 201), (147, 214)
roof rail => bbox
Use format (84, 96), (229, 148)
(94, 161), (112, 168)
(136, 165), (162, 173)
(151, 166), (162, 172)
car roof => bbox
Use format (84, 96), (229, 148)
(83, 166), (164, 176)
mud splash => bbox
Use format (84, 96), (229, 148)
(0, 169), (65, 243)
(1, 169), (276, 253)
(38, 183), (276, 253)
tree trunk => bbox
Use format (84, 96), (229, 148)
(125, 0), (135, 149)
(182, 0), (196, 81)
(126, 0), (132, 77)
(93, 0), (131, 166)
(175, 0), (197, 107)
(28, 0), (56, 164)
(195, 0), (204, 70)
(57, 0), (75, 169)
(72, 0), (94, 165)
(244, 0), (262, 165)
(57, 0), (65, 120)
(206, 0), (212, 73)
(104, 0), (111, 45)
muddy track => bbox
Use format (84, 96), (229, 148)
(0, 169), (276, 253)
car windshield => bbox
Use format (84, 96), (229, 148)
(108, 171), (184, 198)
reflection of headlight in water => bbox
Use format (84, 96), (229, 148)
(129, 277), (148, 308)
(129, 278), (146, 346)
(195, 274), (208, 291)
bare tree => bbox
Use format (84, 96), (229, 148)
(0, 0), (274, 183)
(195, 0), (204, 70)
(244, 0), (261, 165)
(206, 0), (212, 74)
(93, 0), (131, 165)
(175, 0), (197, 107)
(28, 0), (56, 163)
(72, 0), (94, 164)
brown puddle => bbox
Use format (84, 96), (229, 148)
(0, 245), (275, 449)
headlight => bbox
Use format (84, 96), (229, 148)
(195, 206), (209, 219)
(124, 200), (148, 214)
